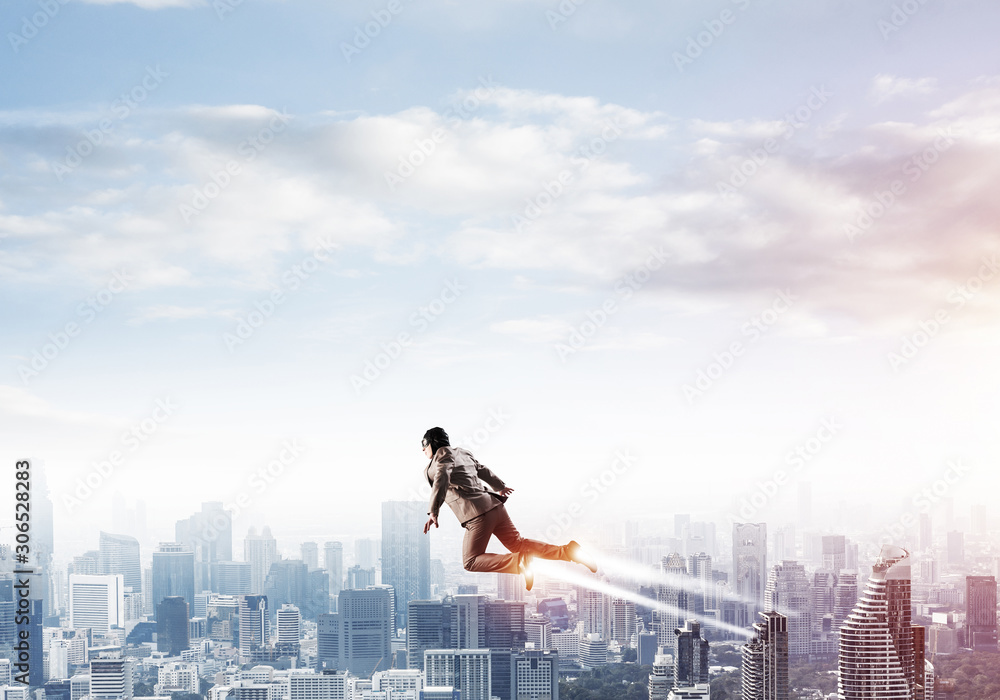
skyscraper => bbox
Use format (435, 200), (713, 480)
(176, 503), (232, 593)
(244, 527), (278, 595)
(764, 561), (811, 659)
(917, 514), (932, 551)
(424, 649), (491, 700)
(838, 545), (924, 700)
(687, 553), (713, 619)
(277, 604), (302, 644)
(212, 561), (251, 596)
(673, 620), (709, 688)
(324, 542), (344, 597)
(301, 543), (318, 570)
(654, 553), (689, 649)
(408, 599), (459, 671)
(822, 536), (846, 572)
(946, 531), (964, 567)
(381, 502), (430, 629)
(156, 597), (189, 656)
(69, 574), (124, 633)
(151, 543), (195, 621)
(741, 611), (789, 700)
(497, 573), (524, 603)
(98, 533), (141, 594)
(733, 523), (767, 626)
(334, 587), (392, 676)
(511, 650), (558, 700)
(238, 595), (269, 658)
(965, 576), (998, 651)
(89, 656), (135, 700)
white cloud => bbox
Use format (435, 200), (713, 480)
(871, 74), (938, 103)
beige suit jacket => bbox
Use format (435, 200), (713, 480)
(425, 446), (507, 525)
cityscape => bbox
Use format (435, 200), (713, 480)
(1, 466), (996, 699)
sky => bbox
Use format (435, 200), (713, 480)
(1, 0), (998, 564)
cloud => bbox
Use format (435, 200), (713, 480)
(871, 74), (938, 103)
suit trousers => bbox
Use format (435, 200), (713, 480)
(461, 502), (571, 574)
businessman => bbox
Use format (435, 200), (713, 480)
(421, 426), (597, 590)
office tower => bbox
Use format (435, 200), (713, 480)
(408, 599), (457, 671)
(212, 561), (251, 596)
(70, 552), (101, 577)
(347, 566), (376, 590)
(332, 588), (392, 676)
(971, 504), (989, 535)
(525, 614), (552, 650)
(69, 574), (124, 633)
(381, 502), (430, 629)
(289, 672), (349, 700)
(648, 652), (672, 700)
(424, 649), (490, 700)
(245, 527), (278, 595)
(306, 569), (330, 621)
(822, 536), (846, 572)
(511, 650), (558, 700)
(674, 620), (709, 687)
(833, 573), (858, 630)
(355, 538), (380, 569)
(497, 573), (524, 603)
(300, 543), (318, 570)
(263, 559), (308, 616)
(763, 562), (811, 659)
(741, 611), (789, 700)
(917, 514), (932, 551)
(733, 523), (767, 626)
(579, 633), (607, 670)
(654, 553), (689, 649)
(98, 533), (141, 594)
(811, 570), (836, 633)
(687, 553), (712, 619)
(773, 526), (795, 562)
(577, 586), (605, 637)
(838, 545), (923, 700)
(609, 597), (636, 647)
(484, 600), (527, 650)
(238, 595), (269, 657)
(50, 639), (70, 680)
(156, 597), (189, 656)
(176, 503), (232, 593)
(324, 542), (344, 597)
(453, 595), (486, 650)
(946, 531), (964, 567)
(89, 656), (135, 700)
(277, 604), (302, 643)
(151, 543), (195, 621)
(966, 576), (998, 650)
(637, 631), (657, 665)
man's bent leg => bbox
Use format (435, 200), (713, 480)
(462, 507), (520, 574)
(490, 504), (572, 562)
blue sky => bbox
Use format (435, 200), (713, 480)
(1, 0), (998, 563)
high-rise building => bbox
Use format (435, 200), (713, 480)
(512, 650), (558, 700)
(151, 544), (195, 621)
(484, 599), (526, 650)
(609, 597), (636, 647)
(176, 503), (232, 593)
(741, 611), (789, 700)
(687, 553), (712, 619)
(300, 543), (318, 571)
(673, 620), (709, 687)
(833, 573), (858, 630)
(648, 651), (672, 700)
(838, 545), (925, 700)
(497, 573), (524, 603)
(917, 514), (932, 551)
(381, 502), (430, 629)
(355, 538), (380, 569)
(408, 599), (457, 671)
(238, 595), (269, 658)
(156, 597), (189, 656)
(822, 536), (846, 573)
(324, 542), (344, 597)
(277, 604), (302, 644)
(324, 588), (392, 676)
(212, 561), (251, 596)
(424, 649), (491, 700)
(453, 594), (486, 649)
(245, 527), (278, 595)
(946, 531), (964, 567)
(654, 554), (689, 649)
(733, 523), (767, 626)
(966, 576), (998, 651)
(577, 586), (606, 637)
(89, 656), (135, 700)
(525, 614), (552, 651)
(763, 561), (810, 659)
(579, 633), (607, 670)
(347, 566), (376, 590)
(98, 533), (141, 594)
(69, 574), (125, 633)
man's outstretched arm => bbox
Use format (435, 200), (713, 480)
(472, 455), (508, 493)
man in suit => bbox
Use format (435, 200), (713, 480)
(421, 426), (596, 590)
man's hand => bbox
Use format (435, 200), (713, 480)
(423, 513), (439, 534)
(499, 487), (514, 498)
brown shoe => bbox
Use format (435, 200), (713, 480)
(568, 541), (597, 573)
(519, 552), (534, 591)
